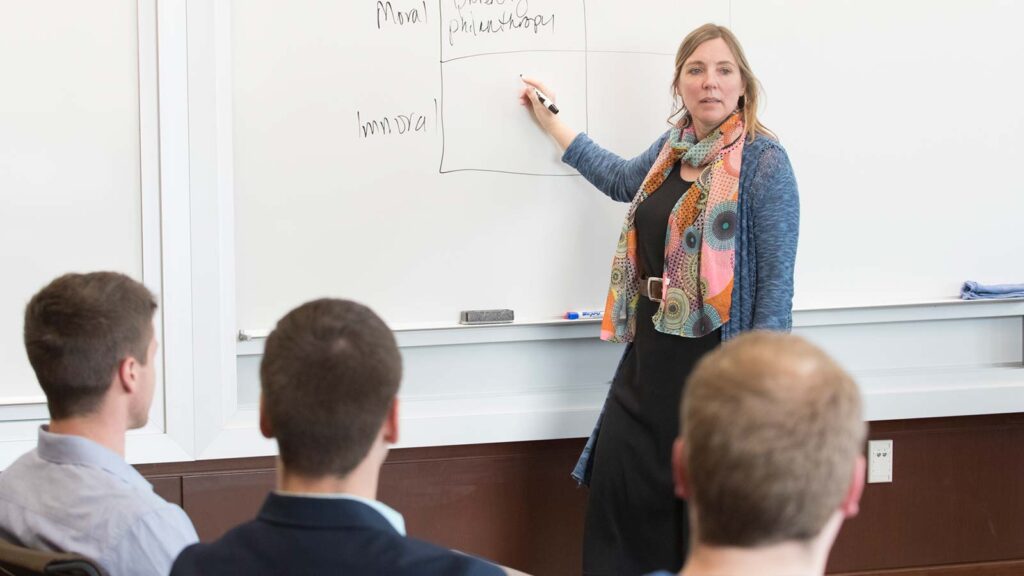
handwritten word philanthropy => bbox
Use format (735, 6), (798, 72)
(448, 0), (556, 47)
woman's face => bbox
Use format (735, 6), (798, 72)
(676, 37), (746, 139)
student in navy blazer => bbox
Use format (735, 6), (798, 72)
(170, 299), (508, 576)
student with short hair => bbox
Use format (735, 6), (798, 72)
(0, 272), (198, 575)
(649, 331), (866, 576)
(171, 299), (509, 576)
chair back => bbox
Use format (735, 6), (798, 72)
(0, 539), (106, 576)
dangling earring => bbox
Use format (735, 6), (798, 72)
(670, 92), (688, 126)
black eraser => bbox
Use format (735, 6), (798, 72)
(459, 309), (514, 325)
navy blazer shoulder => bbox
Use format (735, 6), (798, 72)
(170, 493), (504, 576)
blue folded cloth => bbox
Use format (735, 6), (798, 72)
(961, 281), (1024, 300)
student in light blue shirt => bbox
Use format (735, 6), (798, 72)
(0, 272), (198, 575)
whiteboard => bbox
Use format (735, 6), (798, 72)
(732, 0), (1024, 308)
(0, 0), (144, 402)
(233, 0), (724, 329)
(233, 0), (1024, 331)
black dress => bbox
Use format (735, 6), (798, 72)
(582, 163), (722, 575)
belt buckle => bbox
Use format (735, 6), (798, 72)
(646, 277), (664, 302)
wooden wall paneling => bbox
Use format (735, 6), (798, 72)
(139, 443), (587, 574)
(831, 558), (1024, 576)
(131, 414), (1024, 576)
(180, 464), (276, 541)
(148, 476), (183, 507)
(827, 414), (1024, 573)
(379, 439), (589, 576)
(137, 457), (275, 530)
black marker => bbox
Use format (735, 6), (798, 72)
(521, 74), (559, 114)
(534, 88), (559, 114)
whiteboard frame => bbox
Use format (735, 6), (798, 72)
(0, 0), (195, 465)
(187, 0), (246, 459)
(149, 0), (196, 463)
(184, 0), (1024, 463)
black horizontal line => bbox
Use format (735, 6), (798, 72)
(439, 168), (582, 177)
(440, 49), (671, 64)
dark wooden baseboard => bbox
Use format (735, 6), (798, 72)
(132, 413), (1024, 576)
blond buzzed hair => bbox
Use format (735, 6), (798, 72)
(681, 331), (865, 547)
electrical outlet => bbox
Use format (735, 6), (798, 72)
(867, 439), (893, 483)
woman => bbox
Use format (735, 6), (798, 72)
(520, 24), (799, 575)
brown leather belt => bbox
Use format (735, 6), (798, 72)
(639, 277), (665, 302)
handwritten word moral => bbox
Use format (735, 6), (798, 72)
(377, 1), (429, 29)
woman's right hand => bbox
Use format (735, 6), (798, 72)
(520, 76), (579, 151)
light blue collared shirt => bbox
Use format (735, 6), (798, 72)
(274, 490), (406, 535)
(0, 426), (199, 575)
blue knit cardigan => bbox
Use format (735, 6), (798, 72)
(562, 130), (800, 484)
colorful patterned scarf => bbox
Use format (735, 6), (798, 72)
(600, 112), (745, 342)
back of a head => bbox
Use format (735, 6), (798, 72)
(681, 331), (865, 547)
(23, 272), (157, 420)
(260, 298), (402, 478)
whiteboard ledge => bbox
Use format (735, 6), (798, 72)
(238, 318), (606, 356)
(793, 297), (1024, 328)
(0, 396), (47, 407)
(237, 298), (1024, 355)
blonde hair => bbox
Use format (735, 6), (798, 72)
(681, 332), (865, 546)
(669, 23), (775, 142)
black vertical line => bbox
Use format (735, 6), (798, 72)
(437, 0), (446, 173)
(583, 0), (589, 134)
